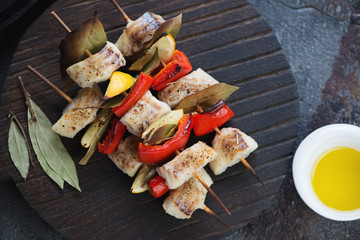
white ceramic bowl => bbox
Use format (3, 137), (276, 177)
(293, 124), (360, 221)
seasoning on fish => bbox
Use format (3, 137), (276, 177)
(210, 127), (258, 175)
(107, 135), (142, 177)
(156, 141), (217, 189)
(52, 84), (103, 138)
(115, 12), (164, 57)
(66, 41), (126, 88)
(162, 168), (213, 219)
(120, 91), (171, 137)
(157, 68), (219, 108)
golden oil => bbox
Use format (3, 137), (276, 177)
(312, 147), (360, 211)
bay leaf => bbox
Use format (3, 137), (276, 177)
(141, 47), (160, 75)
(175, 83), (239, 113)
(8, 120), (29, 180)
(28, 99), (80, 191)
(101, 94), (125, 108)
(60, 11), (107, 90)
(28, 110), (64, 189)
(144, 124), (176, 145)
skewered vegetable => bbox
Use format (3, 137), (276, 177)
(192, 100), (234, 136)
(138, 114), (192, 165)
(112, 72), (154, 117)
(148, 175), (169, 198)
(103, 71), (134, 99)
(152, 50), (192, 91)
(98, 117), (126, 154)
(129, 33), (176, 71)
(52, 84), (103, 138)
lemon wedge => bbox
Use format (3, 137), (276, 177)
(103, 71), (134, 99)
(129, 33), (175, 71)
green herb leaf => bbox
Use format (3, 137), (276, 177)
(144, 124), (176, 145)
(27, 99), (81, 191)
(28, 110), (64, 189)
(175, 83), (239, 113)
(101, 94), (125, 108)
(148, 14), (182, 47)
(8, 118), (30, 180)
(141, 47), (160, 75)
(60, 11), (107, 90)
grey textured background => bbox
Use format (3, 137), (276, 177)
(1, 0), (359, 239)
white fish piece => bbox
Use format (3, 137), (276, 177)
(156, 141), (217, 189)
(162, 168), (213, 219)
(107, 135), (142, 177)
(120, 91), (171, 137)
(52, 84), (103, 138)
(157, 68), (219, 108)
(66, 41), (126, 88)
(210, 127), (258, 175)
(115, 12), (164, 57)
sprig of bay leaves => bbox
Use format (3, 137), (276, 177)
(11, 76), (81, 191)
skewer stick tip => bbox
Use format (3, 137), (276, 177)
(50, 10), (71, 33)
(203, 205), (233, 231)
(111, 0), (131, 23)
(240, 158), (264, 185)
(194, 172), (231, 216)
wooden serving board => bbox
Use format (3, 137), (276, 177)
(0, 0), (299, 239)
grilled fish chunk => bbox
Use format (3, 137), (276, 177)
(108, 135), (142, 177)
(115, 12), (164, 57)
(66, 41), (126, 88)
(210, 127), (258, 175)
(156, 141), (217, 189)
(52, 84), (103, 138)
(157, 68), (219, 108)
(120, 91), (171, 137)
(162, 168), (213, 219)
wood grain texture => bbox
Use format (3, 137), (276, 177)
(0, 0), (299, 239)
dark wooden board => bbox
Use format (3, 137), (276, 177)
(0, 0), (299, 239)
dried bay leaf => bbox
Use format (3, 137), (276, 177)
(60, 11), (107, 90)
(28, 111), (64, 189)
(27, 99), (80, 191)
(175, 83), (239, 113)
(8, 119), (29, 180)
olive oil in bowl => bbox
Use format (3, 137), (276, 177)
(312, 147), (360, 211)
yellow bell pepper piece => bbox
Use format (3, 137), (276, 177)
(104, 71), (134, 99)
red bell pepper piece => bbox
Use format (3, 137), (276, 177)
(112, 72), (154, 117)
(148, 175), (169, 198)
(138, 114), (193, 165)
(193, 100), (234, 136)
(152, 50), (192, 91)
(98, 117), (126, 154)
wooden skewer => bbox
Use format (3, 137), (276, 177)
(196, 104), (262, 184)
(111, 0), (131, 23)
(175, 150), (231, 216)
(27, 65), (73, 103)
(51, 11), (71, 33)
(203, 205), (233, 231)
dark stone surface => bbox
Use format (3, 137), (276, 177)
(0, 0), (359, 239)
